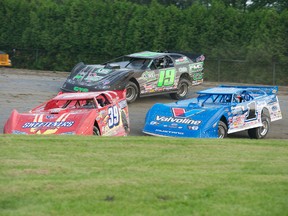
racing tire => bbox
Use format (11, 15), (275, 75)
(248, 115), (270, 139)
(170, 78), (189, 100)
(125, 81), (139, 103)
(121, 111), (129, 134)
(218, 121), (227, 138)
(93, 126), (100, 136)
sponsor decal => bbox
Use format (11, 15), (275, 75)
(46, 115), (56, 119)
(165, 123), (182, 129)
(188, 126), (199, 130)
(12, 130), (27, 134)
(155, 115), (201, 125)
(257, 101), (266, 106)
(192, 72), (203, 81)
(272, 106), (278, 111)
(172, 108), (185, 117)
(165, 87), (175, 90)
(25, 113), (74, 134)
(84, 76), (102, 82)
(179, 67), (188, 73)
(118, 100), (127, 109)
(175, 57), (190, 65)
(60, 132), (75, 135)
(189, 62), (204, 73)
(231, 105), (245, 115)
(142, 71), (157, 82)
(172, 107), (204, 117)
(144, 84), (154, 90)
(155, 129), (184, 135)
(23, 121), (74, 128)
(149, 121), (158, 125)
(73, 86), (89, 92)
(73, 74), (84, 80)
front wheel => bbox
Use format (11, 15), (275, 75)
(218, 121), (227, 138)
(248, 115), (270, 139)
(170, 78), (189, 100)
(125, 81), (139, 103)
(93, 126), (100, 136)
(121, 111), (129, 134)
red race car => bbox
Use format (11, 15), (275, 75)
(3, 90), (129, 136)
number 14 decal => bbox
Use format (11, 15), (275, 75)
(108, 106), (119, 128)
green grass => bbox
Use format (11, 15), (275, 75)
(1, 136), (288, 216)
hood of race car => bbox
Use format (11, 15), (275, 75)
(62, 64), (133, 92)
(143, 100), (229, 138)
(4, 109), (97, 135)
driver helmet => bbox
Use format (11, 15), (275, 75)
(160, 58), (167, 67)
(235, 94), (242, 103)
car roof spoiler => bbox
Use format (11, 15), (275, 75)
(219, 85), (278, 95)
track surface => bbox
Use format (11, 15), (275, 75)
(1, 68), (287, 139)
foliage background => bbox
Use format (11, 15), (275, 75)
(0, 0), (287, 85)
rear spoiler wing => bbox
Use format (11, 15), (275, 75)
(219, 85), (278, 95)
(164, 50), (205, 62)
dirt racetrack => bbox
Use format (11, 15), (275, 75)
(1, 67), (287, 139)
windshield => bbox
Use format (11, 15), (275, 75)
(105, 56), (153, 70)
(199, 94), (233, 105)
(125, 58), (152, 70)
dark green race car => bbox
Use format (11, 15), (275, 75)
(61, 51), (205, 103)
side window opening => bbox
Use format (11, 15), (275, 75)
(96, 94), (111, 108)
(81, 99), (96, 109)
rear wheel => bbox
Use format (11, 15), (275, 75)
(126, 81), (139, 103)
(93, 126), (100, 136)
(248, 115), (270, 139)
(170, 78), (189, 100)
(218, 121), (227, 138)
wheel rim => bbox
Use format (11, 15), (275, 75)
(260, 120), (268, 136)
(178, 83), (188, 97)
(126, 86), (136, 101)
(218, 126), (225, 138)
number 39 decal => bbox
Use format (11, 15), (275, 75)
(108, 106), (119, 128)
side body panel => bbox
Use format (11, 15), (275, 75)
(228, 94), (282, 134)
(143, 103), (227, 138)
(136, 60), (204, 96)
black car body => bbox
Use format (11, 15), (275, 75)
(61, 51), (205, 103)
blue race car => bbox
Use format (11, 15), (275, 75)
(143, 85), (282, 139)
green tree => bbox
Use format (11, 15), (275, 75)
(0, 0), (30, 47)
(247, 9), (285, 62)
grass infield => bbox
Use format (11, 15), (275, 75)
(1, 136), (288, 216)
